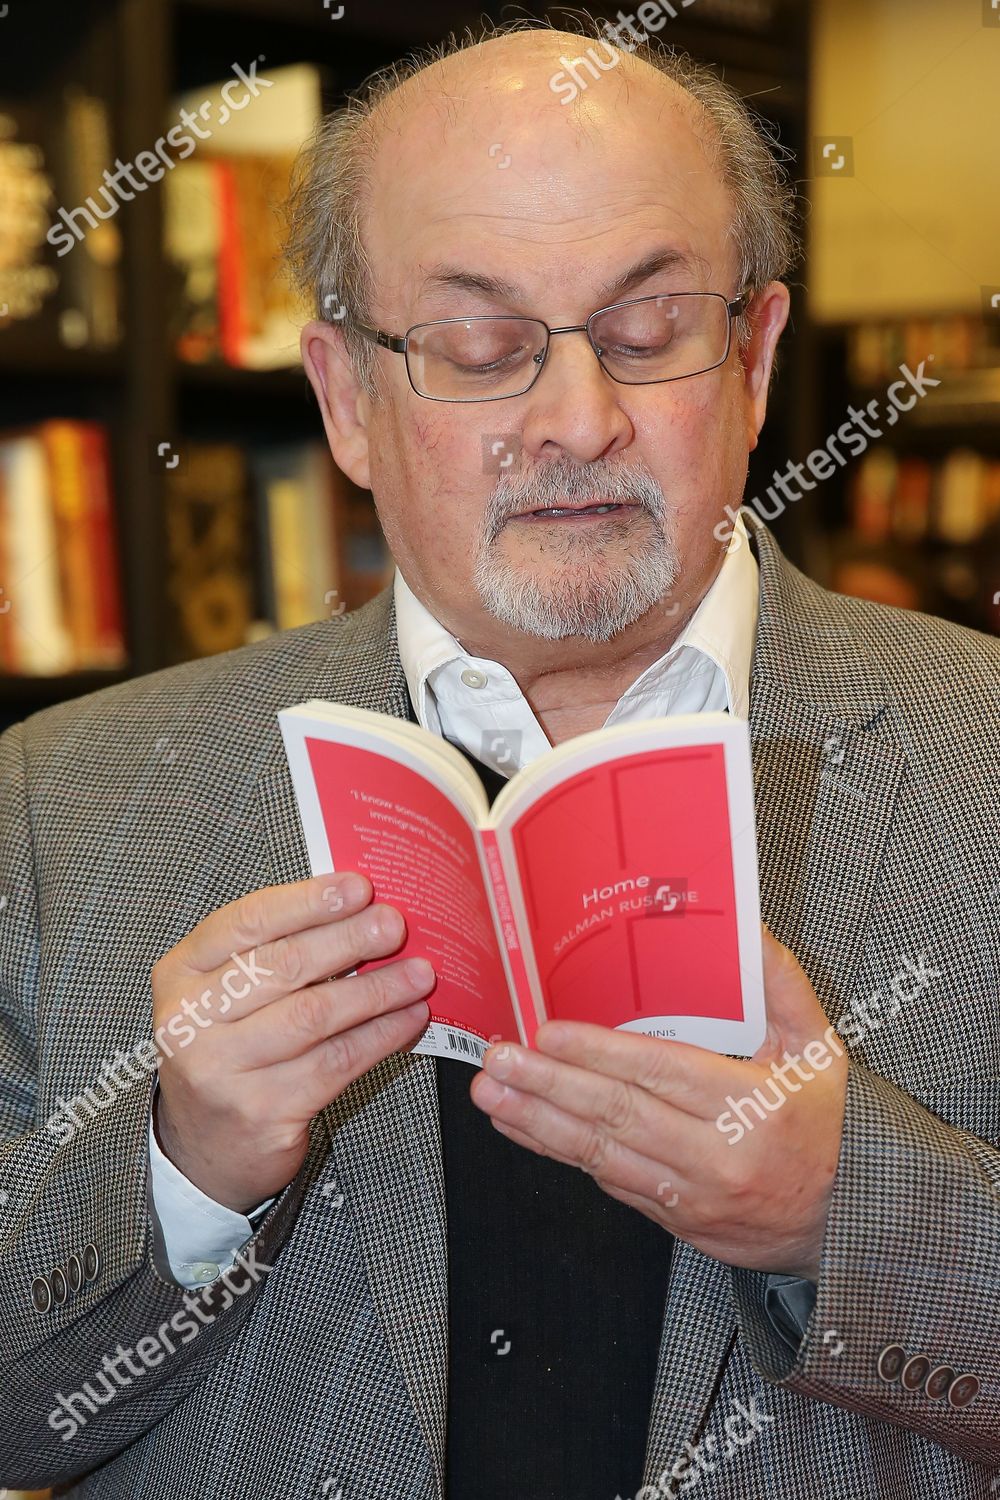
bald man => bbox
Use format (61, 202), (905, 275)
(2, 17), (998, 1500)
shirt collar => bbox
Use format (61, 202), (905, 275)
(393, 508), (758, 732)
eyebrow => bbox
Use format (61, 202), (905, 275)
(418, 246), (700, 309)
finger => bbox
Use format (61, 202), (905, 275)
(232, 955), (437, 1067)
(261, 997), (432, 1118)
(176, 871), (373, 977)
(170, 899), (412, 1028)
(475, 1041), (696, 1158)
(527, 1022), (745, 1118)
(470, 1060), (713, 1184)
(486, 1107), (692, 1213)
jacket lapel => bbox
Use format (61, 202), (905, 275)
(256, 592), (450, 1500)
(640, 514), (907, 1487)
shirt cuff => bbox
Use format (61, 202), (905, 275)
(147, 1089), (276, 1289)
(764, 1273), (818, 1353)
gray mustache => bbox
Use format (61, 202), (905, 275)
(492, 464), (664, 515)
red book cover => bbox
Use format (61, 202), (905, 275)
(216, 160), (247, 368)
(79, 423), (127, 667)
(279, 702), (766, 1066)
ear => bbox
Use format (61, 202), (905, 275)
(738, 282), (791, 454)
(301, 319), (373, 490)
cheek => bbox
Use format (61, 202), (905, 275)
(367, 409), (484, 568)
(640, 379), (742, 505)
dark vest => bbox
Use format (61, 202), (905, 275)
(404, 693), (673, 1499)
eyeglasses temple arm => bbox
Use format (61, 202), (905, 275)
(351, 321), (407, 354)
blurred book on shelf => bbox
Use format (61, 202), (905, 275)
(849, 448), (1000, 548)
(164, 444), (255, 663)
(847, 315), (1000, 388)
(251, 442), (343, 630)
(164, 441), (392, 664)
(0, 420), (126, 675)
(165, 64), (324, 371)
(0, 90), (122, 351)
(837, 446), (1000, 633)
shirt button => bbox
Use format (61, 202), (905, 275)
(460, 668), (488, 689)
(189, 1261), (220, 1283)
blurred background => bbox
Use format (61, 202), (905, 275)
(0, 0), (998, 743)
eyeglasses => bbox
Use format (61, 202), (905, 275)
(350, 289), (752, 403)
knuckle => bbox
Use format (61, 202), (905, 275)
(288, 983), (329, 1040)
(375, 1006), (418, 1053)
(599, 1080), (635, 1133)
(320, 1029), (358, 1080)
(366, 961), (411, 1013)
(229, 888), (270, 950)
(170, 1051), (220, 1106)
(580, 1128), (613, 1176)
(260, 935), (304, 990)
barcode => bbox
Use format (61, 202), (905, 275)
(446, 1031), (486, 1060)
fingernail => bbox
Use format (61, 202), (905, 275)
(339, 874), (368, 903)
(405, 958), (434, 987)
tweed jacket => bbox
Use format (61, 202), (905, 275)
(0, 509), (998, 1498)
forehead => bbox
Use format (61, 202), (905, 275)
(361, 38), (736, 313)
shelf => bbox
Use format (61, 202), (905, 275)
(0, 670), (131, 708)
(175, 360), (313, 400)
(0, 335), (124, 380)
(836, 370), (1000, 434)
(174, 0), (487, 39)
(904, 369), (1000, 429)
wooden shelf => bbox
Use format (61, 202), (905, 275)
(0, 671), (131, 707)
(0, 336), (124, 380)
(175, 0), (494, 39)
(175, 360), (312, 399)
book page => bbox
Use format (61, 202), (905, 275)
(488, 716), (765, 1056)
(280, 707), (519, 1065)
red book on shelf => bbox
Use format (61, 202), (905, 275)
(279, 701), (766, 1066)
(216, 160), (247, 368)
(79, 423), (126, 668)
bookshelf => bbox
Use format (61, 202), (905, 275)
(0, 0), (815, 738)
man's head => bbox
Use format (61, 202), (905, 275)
(289, 16), (796, 672)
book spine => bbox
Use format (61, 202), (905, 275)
(0, 459), (12, 672)
(80, 424), (127, 666)
(42, 421), (93, 669)
(478, 827), (538, 1046)
(216, 161), (246, 367)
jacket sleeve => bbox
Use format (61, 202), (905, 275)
(727, 1058), (1000, 1470)
(0, 721), (308, 1491)
(147, 1089), (275, 1288)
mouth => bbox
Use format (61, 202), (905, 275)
(508, 501), (641, 521)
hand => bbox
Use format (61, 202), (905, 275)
(470, 924), (848, 1281)
(153, 872), (436, 1212)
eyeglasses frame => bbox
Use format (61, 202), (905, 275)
(349, 288), (754, 404)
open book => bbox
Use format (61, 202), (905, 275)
(278, 702), (766, 1067)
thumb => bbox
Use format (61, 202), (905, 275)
(751, 922), (829, 1065)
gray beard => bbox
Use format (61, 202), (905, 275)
(471, 457), (679, 643)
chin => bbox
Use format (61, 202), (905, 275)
(474, 557), (671, 644)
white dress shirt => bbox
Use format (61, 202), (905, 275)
(149, 512), (759, 1284)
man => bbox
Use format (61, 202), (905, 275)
(1, 17), (998, 1499)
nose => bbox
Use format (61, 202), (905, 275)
(519, 328), (634, 466)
